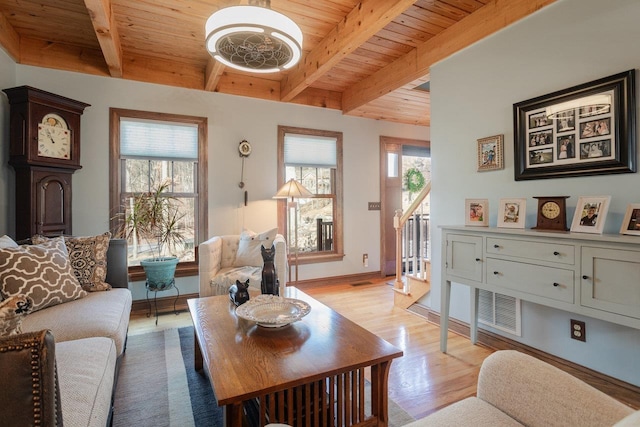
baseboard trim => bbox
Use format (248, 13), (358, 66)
(131, 292), (199, 316)
(291, 271), (383, 289)
(419, 307), (640, 409)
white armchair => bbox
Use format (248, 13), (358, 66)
(199, 231), (288, 298)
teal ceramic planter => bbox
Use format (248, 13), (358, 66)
(141, 257), (179, 291)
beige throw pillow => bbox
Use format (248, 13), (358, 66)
(233, 228), (278, 268)
(32, 232), (112, 292)
(0, 294), (34, 336)
(0, 237), (87, 312)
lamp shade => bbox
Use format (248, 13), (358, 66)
(273, 179), (313, 201)
(205, 3), (303, 73)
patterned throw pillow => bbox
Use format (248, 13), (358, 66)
(0, 237), (87, 312)
(32, 232), (112, 292)
(0, 295), (34, 336)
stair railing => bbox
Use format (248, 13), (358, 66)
(393, 181), (431, 294)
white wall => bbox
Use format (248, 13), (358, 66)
(430, 0), (640, 386)
(0, 59), (428, 300)
(0, 49), (16, 235)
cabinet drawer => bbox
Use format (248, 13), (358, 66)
(487, 238), (575, 265)
(486, 258), (574, 303)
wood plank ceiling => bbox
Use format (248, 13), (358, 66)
(0, 0), (556, 126)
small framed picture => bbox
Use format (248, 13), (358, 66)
(465, 199), (489, 226)
(477, 135), (504, 172)
(619, 204), (640, 236)
(570, 196), (611, 234)
(498, 198), (526, 228)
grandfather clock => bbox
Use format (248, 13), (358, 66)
(3, 86), (90, 240)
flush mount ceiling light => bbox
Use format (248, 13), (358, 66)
(205, 0), (303, 73)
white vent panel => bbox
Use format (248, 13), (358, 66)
(478, 289), (521, 336)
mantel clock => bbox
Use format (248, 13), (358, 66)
(532, 196), (570, 232)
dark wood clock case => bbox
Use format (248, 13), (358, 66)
(3, 86), (90, 240)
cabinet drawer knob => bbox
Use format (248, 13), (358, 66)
(553, 282), (560, 287)
(475, 258), (481, 262)
(553, 251), (560, 256)
(493, 244), (500, 249)
(582, 275), (589, 280)
(493, 271), (500, 275)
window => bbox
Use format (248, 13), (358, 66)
(109, 109), (207, 280)
(277, 126), (343, 263)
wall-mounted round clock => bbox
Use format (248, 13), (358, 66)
(533, 196), (569, 231)
(238, 140), (252, 157)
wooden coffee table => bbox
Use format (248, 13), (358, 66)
(187, 287), (402, 427)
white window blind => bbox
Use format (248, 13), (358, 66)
(120, 118), (198, 159)
(284, 133), (336, 167)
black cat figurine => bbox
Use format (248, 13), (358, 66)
(260, 244), (279, 295)
(229, 279), (250, 306)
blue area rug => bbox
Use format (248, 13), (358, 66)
(113, 326), (412, 426)
(178, 327), (223, 426)
(112, 326), (223, 427)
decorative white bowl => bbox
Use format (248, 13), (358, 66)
(235, 294), (311, 328)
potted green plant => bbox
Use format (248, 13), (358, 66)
(115, 181), (185, 290)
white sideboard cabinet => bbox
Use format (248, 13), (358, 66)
(440, 226), (640, 352)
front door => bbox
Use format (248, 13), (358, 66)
(379, 137), (430, 277)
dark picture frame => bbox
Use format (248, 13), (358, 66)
(514, 70), (636, 180)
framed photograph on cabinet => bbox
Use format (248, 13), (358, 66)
(477, 134), (504, 171)
(619, 204), (640, 235)
(497, 198), (526, 228)
(570, 196), (611, 234)
(514, 70), (636, 180)
(465, 199), (489, 226)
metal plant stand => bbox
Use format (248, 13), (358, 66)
(145, 279), (180, 325)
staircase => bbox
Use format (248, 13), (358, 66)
(392, 182), (431, 308)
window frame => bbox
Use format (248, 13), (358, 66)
(277, 125), (344, 264)
(109, 108), (208, 281)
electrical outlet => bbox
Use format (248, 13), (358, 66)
(570, 319), (586, 342)
(363, 254), (369, 267)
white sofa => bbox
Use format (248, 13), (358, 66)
(0, 238), (132, 427)
(406, 350), (637, 427)
(199, 233), (288, 297)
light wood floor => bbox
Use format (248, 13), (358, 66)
(128, 279), (494, 420)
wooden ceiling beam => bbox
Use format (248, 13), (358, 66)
(0, 12), (20, 61)
(83, 0), (123, 77)
(20, 37), (110, 76)
(280, 0), (416, 102)
(341, 0), (558, 114)
(204, 57), (225, 91)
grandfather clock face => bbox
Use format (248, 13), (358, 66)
(29, 103), (83, 168)
(37, 113), (72, 160)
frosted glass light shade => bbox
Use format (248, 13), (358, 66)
(205, 5), (303, 73)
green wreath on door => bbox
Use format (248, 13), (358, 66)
(404, 168), (425, 194)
